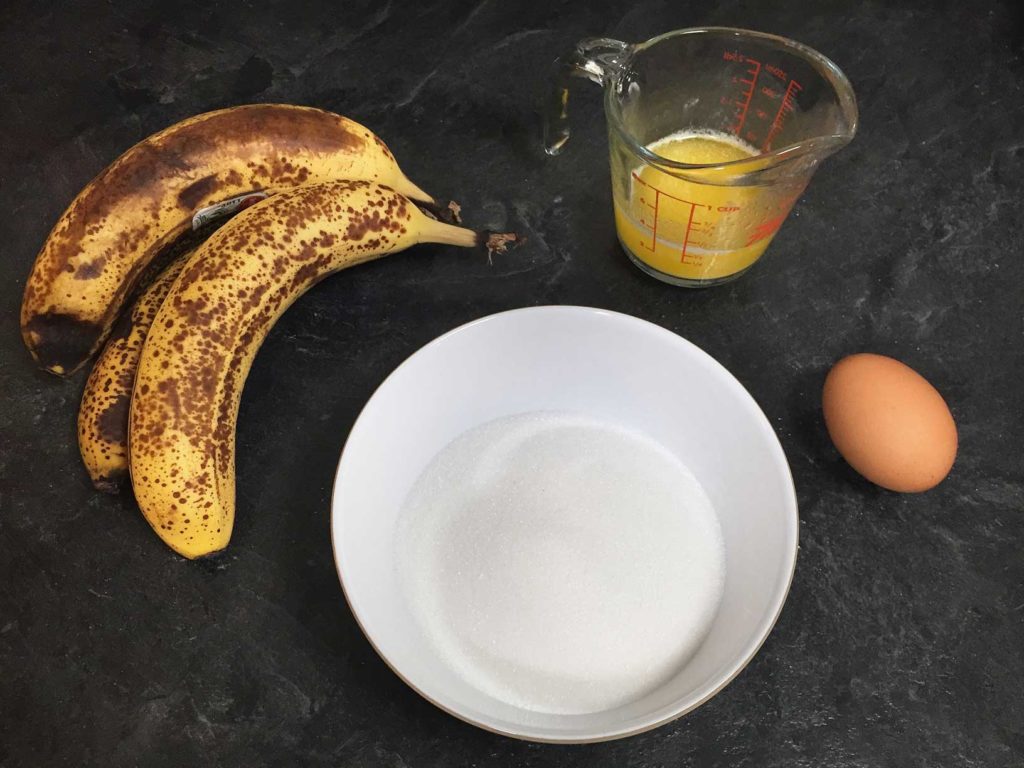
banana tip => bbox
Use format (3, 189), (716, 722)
(418, 199), (463, 225)
(92, 476), (125, 495)
(483, 232), (519, 256)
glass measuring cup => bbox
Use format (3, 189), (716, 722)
(544, 28), (858, 286)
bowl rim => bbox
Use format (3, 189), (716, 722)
(330, 305), (799, 743)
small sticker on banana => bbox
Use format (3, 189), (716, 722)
(192, 192), (268, 230)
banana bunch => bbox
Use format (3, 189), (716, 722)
(21, 103), (434, 376)
(24, 104), (513, 557)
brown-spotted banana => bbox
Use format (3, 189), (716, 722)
(129, 180), (514, 559)
(21, 104), (434, 376)
(78, 254), (190, 493)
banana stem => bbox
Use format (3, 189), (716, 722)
(422, 218), (519, 256)
(423, 219), (478, 248)
(394, 174), (435, 204)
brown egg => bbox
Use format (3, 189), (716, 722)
(822, 353), (957, 492)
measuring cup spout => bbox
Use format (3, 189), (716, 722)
(734, 128), (856, 183)
(770, 132), (854, 174)
(543, 38), (630, 155)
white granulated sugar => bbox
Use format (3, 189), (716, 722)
(396, 411), (725, 715)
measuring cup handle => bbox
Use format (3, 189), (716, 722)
(543, 38), (629, 156)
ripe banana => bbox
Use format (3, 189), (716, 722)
(21, 104), (434, 376)
(78, 255), (189, 493)
(129, 180), (512, 559)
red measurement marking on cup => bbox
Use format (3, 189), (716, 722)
(745, 212), (787, 246)
(726, 54), (762, 137)
(762, 79), (803, 151)
(744, 187), (805, 246)
(632, 171), (717, 263)
(634, 170), (662, 247)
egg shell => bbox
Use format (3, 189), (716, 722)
(822, 353), (957, 493)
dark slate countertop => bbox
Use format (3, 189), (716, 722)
(1, 1), (1022, 765)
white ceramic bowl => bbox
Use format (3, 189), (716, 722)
(331, 306), (798, 742)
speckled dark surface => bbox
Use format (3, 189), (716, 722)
(1, 0), (1022, 765)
